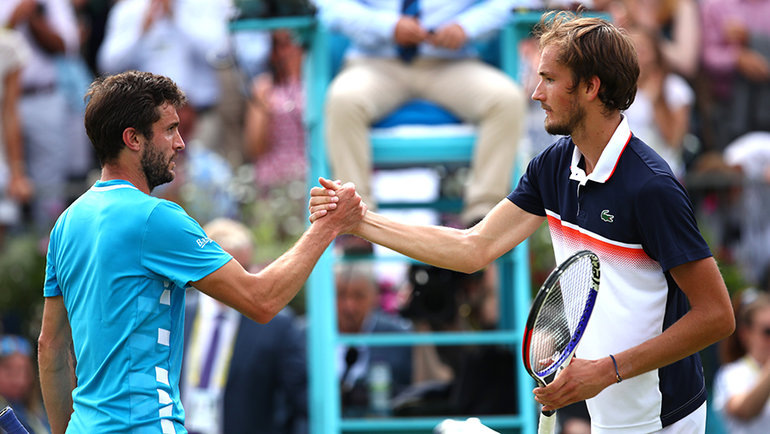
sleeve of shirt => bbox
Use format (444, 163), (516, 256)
(174, 2), (229, 62)
(142, 201), (232, 288)
(318, 0), (400, 49)
(507, 152), (546, 217)
(454, 0), (514, 41)
(0, 29), (29, 72)
(48, 0), (80, 54)
(712, 362), (752, 413)
(43, 226), (62, 297)
(97, 1), (143, 74)
(635, 173), (711, 271)
(664, 74), (694, 110)
(0, 0), (22, 26)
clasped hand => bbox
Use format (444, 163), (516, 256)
(394, 18), (467, 51)
(308, 177), (367, 233)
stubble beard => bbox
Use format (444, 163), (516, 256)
(544, 97), (586, 137)
(141, 141), (175, 191)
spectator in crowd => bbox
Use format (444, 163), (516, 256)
(98, 0), (231, 154)
(56, 2), (97, 199)
(335, 262), (413, 416)
(245, 29), (306, 194)
(0, 28), (33, 245)
(182, 218), (307, 434)
(650, 0), (701, 79)
(624, 25), (694, 179)
(0, 335), (50, 433)
(0, 0), (81, 232)
(71, 0), (115, 77)
(700, 0), (770, 151)
(594, 0), (701, 79)
(721, 132), (770, 286)
(399, 264), (518, 417)
(319, 0), (527, 241)
(714, 290), (770, 434)
(243, 29), (308, 241)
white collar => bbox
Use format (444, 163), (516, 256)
(569, 115), (633, 186)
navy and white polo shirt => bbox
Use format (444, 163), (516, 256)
(509, 117), (712, 432)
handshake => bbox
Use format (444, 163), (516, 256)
(307, 177), (368, 236)
(306, 176), (488, 275)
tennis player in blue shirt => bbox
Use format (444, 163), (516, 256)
(37, 70), (365, 433)
(310, 12), (735, 433)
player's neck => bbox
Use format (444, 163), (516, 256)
(572, 112), (622, 175)
(100, 164), (151, 195)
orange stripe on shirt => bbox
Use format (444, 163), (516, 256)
(547, 214), (653, 265)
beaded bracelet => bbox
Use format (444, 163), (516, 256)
(609, 354), (623, 383)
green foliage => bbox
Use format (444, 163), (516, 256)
(0, 234), (46, 339)
(528, 221), (555, 295)
(697, 217), (750, 296)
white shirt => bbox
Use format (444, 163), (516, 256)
(319, 0), (515, 60)
(624, 73), (694, 178)
(182, 294), (240, 434)
(98, 0), (229, 109)
(0, 0), (79, 88)
(713, 356), (770, 434)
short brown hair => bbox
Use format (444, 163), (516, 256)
(534, 11), (639, 112)
(84, 71), (187, 165)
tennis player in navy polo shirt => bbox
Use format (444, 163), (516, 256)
(310, 11), (735, 433)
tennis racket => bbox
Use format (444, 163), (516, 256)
(522, 250), (600, 434)
(0, 406), (29, 434)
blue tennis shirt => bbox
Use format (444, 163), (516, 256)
(44, 179), (232, 433)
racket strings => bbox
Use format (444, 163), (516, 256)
(528, 256), (594, 376)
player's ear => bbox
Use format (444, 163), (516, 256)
(122, 127), (142, 152)
(583, 75), (601, 101)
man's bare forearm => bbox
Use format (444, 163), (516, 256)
(39, 297), (75, 434)
(356, 211), (485, 273)
(39, 345), (75, 434)
(355, 200), (543, 273)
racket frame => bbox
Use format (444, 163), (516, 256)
(0, 406), (28, 434)
(522, 249), (600, 387)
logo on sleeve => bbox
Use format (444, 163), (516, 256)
(197, 237), (213, 248)
(600, 210), (614, 223)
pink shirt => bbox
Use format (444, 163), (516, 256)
(701, 0), (770, 97)
(253, 79), (307, 190)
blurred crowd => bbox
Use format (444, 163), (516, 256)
(0, 0), (769, 432)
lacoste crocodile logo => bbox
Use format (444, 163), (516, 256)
(600, 210), (614, 223)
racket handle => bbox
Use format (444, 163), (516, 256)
(542, 409), (555, 417)
(0, 406), (30, 434)
(538, 409), (557, 434)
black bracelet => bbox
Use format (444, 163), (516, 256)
(609, 354), (622, 383)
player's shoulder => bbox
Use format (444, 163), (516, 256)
(622, 136), (683, 189)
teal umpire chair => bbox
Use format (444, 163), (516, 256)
(229, 10), (547, 433)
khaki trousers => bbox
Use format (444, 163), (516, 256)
(325, 57), (527, 225)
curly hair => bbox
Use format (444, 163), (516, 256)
(84, 70), (187, 165)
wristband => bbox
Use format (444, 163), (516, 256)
(609, 354), (622, 383)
